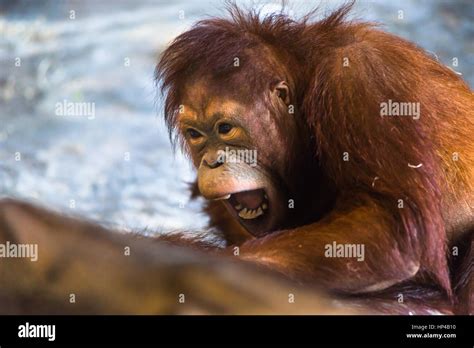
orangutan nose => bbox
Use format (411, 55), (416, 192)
(201, 153), (224, 169)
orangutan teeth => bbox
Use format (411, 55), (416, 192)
(235, 204), (243, 210)
(238, 208), (249, 218)
(262, 203), (268, 210)
(214, 194), (231, 200)
(238, 207), (264, 220)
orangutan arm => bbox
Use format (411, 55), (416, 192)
(234, 198), (422, 294)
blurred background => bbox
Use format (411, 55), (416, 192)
(0, 0), (472, 234)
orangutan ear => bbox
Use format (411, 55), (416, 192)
(273, 81), (290, 106)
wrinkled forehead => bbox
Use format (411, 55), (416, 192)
(178, 75), (258, 123)
(182, 73), (256, 103)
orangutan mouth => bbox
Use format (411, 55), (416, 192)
(228, 189), (269, 220)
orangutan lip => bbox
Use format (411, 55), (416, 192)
(228, 189), (269, 220)
(212, 194), (231, 201)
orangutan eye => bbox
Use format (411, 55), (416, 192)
(187, 128), (202, 139)
(218, 123), (233, 134)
